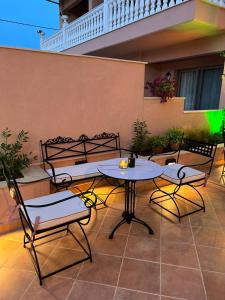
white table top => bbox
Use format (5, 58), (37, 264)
(98, 158), (164, 181)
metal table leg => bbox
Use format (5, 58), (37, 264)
(109, 180), (154, 239)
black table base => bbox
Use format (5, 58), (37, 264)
(109, 181), (154, 239)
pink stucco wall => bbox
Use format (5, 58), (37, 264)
(0, 47), (218, 164)
(0, 47), (145, 162)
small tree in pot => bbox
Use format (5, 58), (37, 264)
(147, 135), (168, 154)
(165, 128), (183, 150)
(0, 128), (36, 181)
(130, 120), (151, 155)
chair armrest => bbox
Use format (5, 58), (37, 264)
(16, 172), (73, 185)
(24, 193), (78, 208)
(79, 191), (98, 209)
(24, 190), (97, 209)
(177, 159), (212, 179)
(147, 150), (179, 161)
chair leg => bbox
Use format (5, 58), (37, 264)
(150, 179), (205, 220)
(78, 222), (92, 263)
(29, 240), (43, 285)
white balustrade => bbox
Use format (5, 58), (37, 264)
(40, 0), (225, 52)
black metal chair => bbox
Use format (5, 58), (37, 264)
(2, 160), (97, 285)
(150, 138), (217, 221)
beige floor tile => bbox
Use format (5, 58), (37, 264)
(192, 227), (225, 248)
(42, 247), (86, 279)
(5, 243), (54, 272)
(161, 264), (206, 300)
(92, 231), (127, 256)
(0, 238), (21, 266)
(125, 236), (160, 262)
(161, 223), (194, 244)
(78, 253), (122, 286)
(197, 245), (225, 273)
(100, 215), (131, 235)
(130, 217), (160, 239)
(0, 267), (34, 300)
(118, 258), (160, 294)
(21, 275), (74, 300)
(68, 280), (115, 300)
(115, 288), (160, 300)
(161, 241), (199, 268)
(190, 210), (220, 228)
(1, 228), (24, 242)
(57, 230), (97, 249)
(0, 183), (224, 299)
(203, 271), (225, 300)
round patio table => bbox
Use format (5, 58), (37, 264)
(98, 158), (164, 239)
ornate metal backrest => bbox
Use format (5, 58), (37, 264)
(40, 132), (121, 169)
(179, 138), (217, 174)
(183, 139), (216, 158)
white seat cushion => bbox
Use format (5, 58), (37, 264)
(161, 163), (206, 184)
(22, 191), (89, 230)
(46, 158), (122, 183)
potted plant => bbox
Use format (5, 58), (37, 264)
(147, 135), (168, 154)
(0, 128), (36, 181)
(145, 75), (176, 103)
(184, 128), (223, 145)
(130, 120), (151, 155)
(165, 128), (183, 150)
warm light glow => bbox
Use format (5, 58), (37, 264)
(119, 159), (128, 169)
(204, 109), (224, 134)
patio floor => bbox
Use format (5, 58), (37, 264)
(0, 183), (225, 300)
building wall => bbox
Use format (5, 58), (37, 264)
(0, 47), (218, 164)
(144, 54), (225, 108)
(0, 47), (144, 162)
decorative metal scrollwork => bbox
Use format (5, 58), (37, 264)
(78, 134), (89, 141)
(92, 132), (117, 139)
(45, 136), (77, 145)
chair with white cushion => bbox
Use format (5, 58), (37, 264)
(150, 139), (217, 221)
(2, 161), (96, 285)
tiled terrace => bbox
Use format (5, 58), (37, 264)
(0, 182), (225, 300)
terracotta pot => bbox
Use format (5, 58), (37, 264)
(152, 146), (164, 154)
(170, 143), (180, 151)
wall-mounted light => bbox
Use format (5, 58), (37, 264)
(165, 72), (171, 80)
(222, 73), (225, 80)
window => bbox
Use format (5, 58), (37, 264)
(177, 66), (223, 111)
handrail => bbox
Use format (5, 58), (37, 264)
(40, 0), (225, 51)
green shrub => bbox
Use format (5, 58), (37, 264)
(184, 128), (222, 144)
(0, 128), (36, 180)
(165, 128), (183, 144)
(147, 135), (168, 149)
(130, 120), (150, 153)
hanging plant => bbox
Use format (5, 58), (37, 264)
(145, 76), (177, 103)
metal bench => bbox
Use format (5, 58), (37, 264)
(40, 132), (129, 205)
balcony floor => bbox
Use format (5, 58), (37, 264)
(0, 183), (225, 300)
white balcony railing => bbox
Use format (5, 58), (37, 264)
(40, 0), (225, 52)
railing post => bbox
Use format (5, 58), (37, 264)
(37, 30), (45, 50)
(103, 0), (109, 32)
(61, 15), (69, 49)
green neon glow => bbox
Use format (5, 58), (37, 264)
(204, 107), (225, 134)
